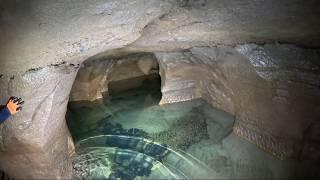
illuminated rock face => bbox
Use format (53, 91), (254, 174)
(234, 44), (320, 160)
(70, 44), (320, 161)
(155, 49), (235, 114)
(157, 45), (320, 160)
(0, 1), (171, 178)
(0, 0), (174, 76)
(0, 0), (320, 178)
(0, 65), (79, 179)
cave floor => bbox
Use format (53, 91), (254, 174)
(67, 82), (320, 179)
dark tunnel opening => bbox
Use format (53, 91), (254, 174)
(66, 53), (163, 142)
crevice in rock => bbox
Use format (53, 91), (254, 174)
(25, 61), (81, 75)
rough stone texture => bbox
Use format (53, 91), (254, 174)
(69, 59), (113, 102)
(0, 1), (171, 177)
(234, 44), (320, 160)
(156, 44), (320, 159)
(70, 53), (158, 102)
(0, 65), (79, 179)
(108, 54), (158, 83)
(1, 0), (320, 76)
(0, 0), (173, 76)
(127, 0), (320, 52)
(0, 0), (320, 178)
(156, 50), (235, 114)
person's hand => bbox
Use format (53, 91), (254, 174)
(6, 96), (24, 115)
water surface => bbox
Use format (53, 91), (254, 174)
(67, 79), (319, 179)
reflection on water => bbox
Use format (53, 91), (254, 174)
(67, 79), (320, 179)
(74, 135), (214, 179)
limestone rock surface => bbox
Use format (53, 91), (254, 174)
(69, 59), (113, 102)
(127, 0), (320, 52)
(0, 65), (79, 179)
(234, 44), (320, 159)
(156, 44), (320, 159)
(0, 0), (320, 178)
(0, 0), (173, 75)
(2, 0), (320, 76)
(155, 50), (235, 114)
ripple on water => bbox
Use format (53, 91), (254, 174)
(73, 135), (215, 179)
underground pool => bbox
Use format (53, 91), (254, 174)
(67, 77), (319, 179)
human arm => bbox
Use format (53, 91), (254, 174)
(0, 97), (24, 124)
(0, 106), (11, 123)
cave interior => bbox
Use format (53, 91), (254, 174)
(0, 0), (320, 179)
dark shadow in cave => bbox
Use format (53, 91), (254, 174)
(66, 53), (162, 142)
(65, 52), (236, 179)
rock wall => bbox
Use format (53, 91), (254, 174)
(0, 0), (173, 76)
(0, 64), (79, 179)
(1, 0), (320, 76)
(69, 59), (113, 102)
(235, 44), (320, 160)
(156, 44), (320, 159)
(127, 0), (320, 52)
(156, 50), (235, 114)
(0, 0), (320, 178)
(0, 1), (170, 176)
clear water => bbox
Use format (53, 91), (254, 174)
(67, 78), (320, 179)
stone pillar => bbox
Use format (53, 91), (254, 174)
(0, 64), (79, 179)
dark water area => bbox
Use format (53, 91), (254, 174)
(67, 77), (320, 179)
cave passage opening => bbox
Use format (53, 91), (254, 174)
(66, 53), (163, 142)
(64, 49), (319, 179)
(65, 51), (237, 179)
